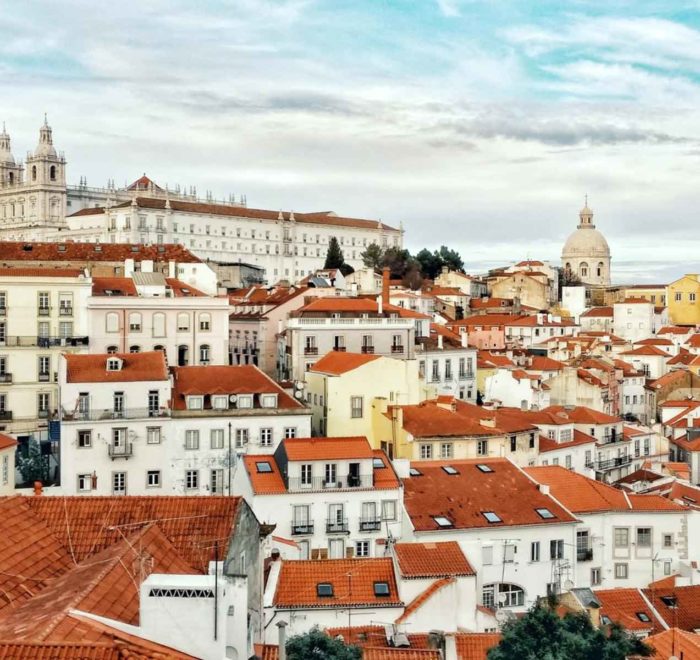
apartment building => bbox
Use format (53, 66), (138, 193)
(234, 436), (402, 560)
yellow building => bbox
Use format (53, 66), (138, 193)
(490, 271), (551, 310)
(668, 274), (700, 326)
(304, 351), (422, 440)
(621, 284), (667, 308)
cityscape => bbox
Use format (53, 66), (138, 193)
(1, 2), (700, 659)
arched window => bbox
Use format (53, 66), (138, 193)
(579, 262), (589, 277)
(106, 345), (118, 354)
(105, 312), (119, 333)
(152, 312), (166, 338)
(177, 313), (189, 332)
(597, 262), (604, 277)
(153, 344), (165, 353)
(49, 165), (56, 181)
(129, 345), (140, 353)
(128, 312), (142, 332)
(565, 262), (571, 272)
(482, 582), (525, 609)
(8, 172), (14, 185)
(199, 344), (210, 364)
(178, 345), (189, 366)
(199, 313), (211, 331)
(32, 166), (37, 181)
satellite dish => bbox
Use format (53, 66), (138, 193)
(295, 381), (304, 391)
(294, 390), (304, 399)
(497, 593), (507, 606)
(564, 579), (574, 591)
(229, 395), (238, 403)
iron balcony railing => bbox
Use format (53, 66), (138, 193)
(326, 518), (350, 534)
(0, 374), (12, 383)
(577, 548), (594, 561)
(361, 346), (375, 354)
(391, 345), (405, 354)
(59, 307), (73, 316)
(108, 443), (134, 459)
(359, 517), (382, 532)
(0, 411), (12, 420)
(585, 455), (631, 471)
(38, 307), (51, 317)
(62, 407), (171, 422)
(0, 336), (89, 348)
(290, 522), (314, 535)
(303, 346), (319, 356)
(286, 474), (373, 492)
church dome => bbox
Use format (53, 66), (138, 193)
(561, 202), (610, 259)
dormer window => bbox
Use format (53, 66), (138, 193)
(187, 396), (204, 410)
(237, 394), (253, 409)
(106, 358), (122, 372)
(260, 394), (278, 408)
(212, 395), (228, 410)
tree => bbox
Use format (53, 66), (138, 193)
(286, 627), (361, 660)
(415, 248), (443, 279)
(560, 266), (582, 288)
(324, 237), (345, 270)
(437, 245), (464, 272)
(16, 438), (46, 486)
(487, 604), (651, 660)
(360, 243), (384, 269)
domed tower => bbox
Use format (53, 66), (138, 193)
(0, 123), (23, 189)
(561, 198), (611, 286)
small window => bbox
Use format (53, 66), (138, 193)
(536, 508), (555, 519)
(106, 358), (121, 371)
(256, 461), (272, 473)
(601, 615), (611, 626)
(483, 511), (502, 524)
(372, 457), (385, 469)
(660, 595), (677, 608)
(636, 612), (651, 623)
(317, 583), (334, 597)
(409, 467), (422, 476)
(476, 464), (493, 473)
(442, 466), (459, 475)
(433, 516), (453, 528)
(373, 582), (390, 597)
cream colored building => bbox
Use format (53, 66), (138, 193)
(0, 268), (91, 434)
(0, 433), (17, 494)
(561, 201), (612, 286)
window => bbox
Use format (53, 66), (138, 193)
(636, 612), (651, 623)
(483, 583), (525, 608)
(38, 356), (50, 379)
(37, 392), (50, 416)
(420, 443), (433, 459)
(510, 436), (517, 452)
(177, 313), (189, 331)
(187, 396), (203, 410)
(235, 429), (249, 448)
(147, 427), (161, 444)
(328, 539), (344, 559)
(185, 469), (199, 490)
(433, 516), (453, 528)
(128, 312), (142, 332)
(261, 395), (277, 408)
(199, 344), (210, 364)
(663, 534), (673, 549)
(256, 461), (272, 473)
(477, 439), (488, 456)
(325, 463), (337, 485)
(565, 455), (572, 469)
(591, 567), (602, 586)
(536, 508), (555, 519)
(77, 474), (92, 492)
(614, 528), (629, 548)
(210, 429), (224, 449)
(636, 527), (652, 548)
(260, 428), (273, 447)
(147, 470), (161, 488)
(38, 292), (50, 313)
(440, 443), (454, 459)
(550, 540), (564, 559)
(284, 427), (297, 439)
(212, 395), (228, 410)
(199, 314), (211, 331)
(531, 541), (540, 562)
(112, 472), (126, 495)
(185, 430), (200, 450)
(675, 292), (682, 302)
(355, 540), (370, 557)
(476, 463), (493, 473)
(317, 583), (333, 597)
(374, 582), (390, 597)
(350, 396), (363, 418)
(382, 500), (397, 521)
(152, 312), (166, 338)
(129, 345), (140, 354)
(615, 563), (628, 579)
(77, 430), (92, 448)
(210, 469), (224, 494)
(301, 464), (312, 487)
(483, 511), (502, 524)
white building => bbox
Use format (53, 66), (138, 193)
(561, 202), (612, 287)
(483, 368), (551, 411)
(613, 299), (655, 343)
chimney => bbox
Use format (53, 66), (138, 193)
(377, 294), (383, 315)
(461, 332), (468, 348)
(443, 634), (458, 660)
(382, 266), (390, 308)
(33, 481), (43, 496)
(277, 621), (288, 660)
(539, 484), (550, 495)
(438, 334), (444, 350)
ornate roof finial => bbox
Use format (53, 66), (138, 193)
(43, 112), (48, 127)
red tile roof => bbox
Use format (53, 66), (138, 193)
(309, 351), (381, 375)
(645, 628), (700, 660)
(540, 405), (620, 425)
(636, 337), (674, 346)
(372, 450), (402, 489)
(391, 402), (503, 439)
(242, 455), (286, 494)
(91, 277), (138, 296)
(529, 356), (566, 371)
(594, 588), (663, 633)
(394, 541), (474, 578)
(165, 278), (207, 297)
(170, 364), (301, 409)
(620, 346), (672, 357)
(538, 429), (597, 453)
(273, 558), (402, 609)
(363, 649), (439, 660)
(0, 267), (85, 278)
(477, 351), (515, 369)
(283, 436), (375, 461)
(659, 326), (692, 335)
(581, 306), (613, 318)
(525, 466), (684, 513)
(126, 174), (163, 191)
(455, 633), (502, 659)
(643, 584), (700, 632)
(0, 433), (17, 451)
(0, 641), (187, 659)
(404, 458), (577, 532)
(65, 352), (168, 383)
(0, 242), (201, 263)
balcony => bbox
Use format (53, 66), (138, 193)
(303, 346), (319, 356)
(577, 548), (594, 562)
(291, 522), (314, 535)
(0, 307), (6, 316)
(585, 455), (632, 471)
(459, 371), (475, 381)
(361, 346), (375, 354)
(0, 411), (12, 421)
(38, 373), (50, 382)
(59, 307), (73, 316)
(359, 517), (382, 532)
(326, 518), (349, 534)
(108, 443), (133, 459)
(62, 407), (171, 422)
(38, 307), (51, 317)
(286, 474), (373, 492)
(38, 410), (50, 419)
(0, 373), (12, 383)
(391, 345), (404, 354)
(0, 336), (89, 348)
(332, 346), (346, 352)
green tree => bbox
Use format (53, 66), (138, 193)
(286, 627), (361, 660)
(16, 438), (45, 486)
(487, 605), (650, 660)
(360, 243), (384, 269)
(415, 248), (443, 279)
(437, 245), (464, 272)
(324, 237), (345, 270)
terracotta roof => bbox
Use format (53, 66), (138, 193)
(686, 334), (700, 348)
(91, 277), (138, 296)
(24, 495), (241, 572)
(0, 267), (85, 278)
(529, 356), (566, 371)
(242, 455), (286, 494)
(363, 649), (439, 660)
(659, 326), (692, 335)
(126, 174), (163, 191)
(540, 405), (620, 425)
(646, 629), (700, 660)
(65, 352), (168, 383)
(477, 351), (515, 369)
(455, 633), (502, 659)
(283, 436), (375, 461)
(309, 351), (381, 375)
(394, 541), (474, 578)
(525, 466), (684, 513)
(391, 402), (502, 439)
(470, 297), (514, 309)
(395, 577), (456, 624)
(404, 458), (577, 532)
(273, 558), (402, 609)
(0, 433), (17, 451)
(620, 346), (672, 358)
(164, 278), (207, 297)
(0, 641), (185, 659)
(594, 588), (663, 633)
(538, 429), (597, 453)
(372, 450), (402, 489)
(515, 260), (544, 267)
(170, 364), (301, 409)
(636, 337), (674, 346)
(644, 584), (700, 632)
(581, 306), (614, 318)
(0, 242), (201, 263)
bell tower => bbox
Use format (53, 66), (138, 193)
(0, 123), (23, 189)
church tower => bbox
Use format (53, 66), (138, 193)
(0, 123), (23, 189)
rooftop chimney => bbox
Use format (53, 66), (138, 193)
(382, 266), (390, 308)
(539, 483), (550, 495)
(33, 481), (43, 496)
(461, 332), (468, 348)
(438, 334), (444, 350)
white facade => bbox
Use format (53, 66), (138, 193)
(417, 339), (477, 402)
(613, 300), (655, 343)
(484, 369), (551, 411)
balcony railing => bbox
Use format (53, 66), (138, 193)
(108, 443), (133, 459)
(359, 517), (382, 532)
(326, 518), (350, 534)
(303, 346), (319, 356)
(62, 407), (171, 422)
(0, 336), (89, 348)
(0, 374), (12, 383)
(38, 373), (50, 382)
(585, 455), (631, 471)
(59, 307), (73, 316)
(459, 371), (475, 380)
(286, 474), (373, 492)
(332, 346), (346, 352)
(577, 548), (594, 562)
(290, 522), (314, 535)
(38, 307), (51, 317)
(0, 307), (6, 316)
(361, 346), (375, 354)
(0, 411), (12, 420)
(391, 345), (404, 354)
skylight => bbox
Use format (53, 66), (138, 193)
(373, 457), (386, 469)
(660, 596), (677, 608)
(317, 583), (334, 597)
(256, 462), (273, 474)
(373, 582), (390, 597)
(601, 616), (611, 625)
(535, 508), (555, 519)
(476, 464), (493, 473)
(442, 466), (459, 475)
(636, 612), (651, 623)
(409, 468), (422, 477)
(433, 516), (453, 528)
(482, 511), (502, 524)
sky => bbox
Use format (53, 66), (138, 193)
(2, 0), (699, 283)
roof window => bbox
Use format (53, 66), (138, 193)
(256, 462), (272, 474)
(482, 511), (502, 524)
(476, 464), (493, 473)
(442, 466), (459, 475)
(660, 596), (677, 608)
(433, 516), (453, 528)
(131, 246), (139, 252)
(636, 612), (651, 623)
(317, 583), (334, 598)
(57, 244), (66, 252)
(535, 508), (556, 519)
(373, 582), (390, 597)
(601, 615), (611, 625)
(106, 358), (122, 372)
(373, 457), (386, 469)
(409, 468), (422, 477)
